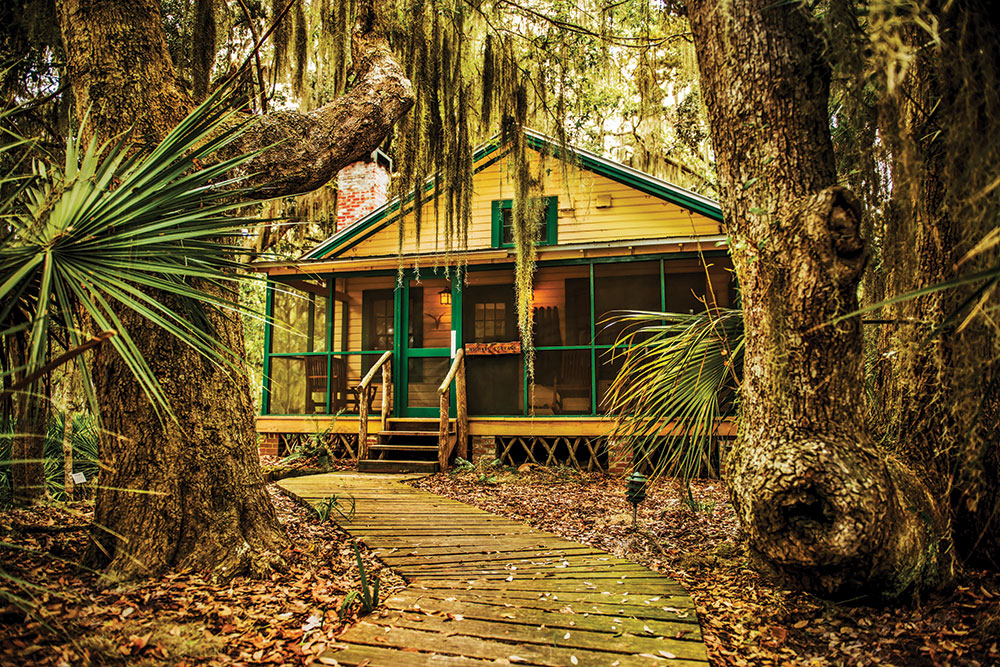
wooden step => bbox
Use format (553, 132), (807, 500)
(369, 443), (438, 452)
(385, 418), (451, 433)
(357, 459), (440, 474)
(379, 430), (451, 438)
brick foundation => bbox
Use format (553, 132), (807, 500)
(606, 438), (633, 477)
(258, 433), (280, 457)
(337, 158), (390, 231)
(471, 435), (497, 463)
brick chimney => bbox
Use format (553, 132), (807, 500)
(336, 149), (392, 232)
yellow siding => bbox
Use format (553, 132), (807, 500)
(341, 149), (721, 259)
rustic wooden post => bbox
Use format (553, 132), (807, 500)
(438, 388), (450, 470)
(456, 355), (468, 460)
(358, 350), (392, 467)
(358, 388), (369, 464)
(437, 349), (465, 471)
(381, 358), (391, 427)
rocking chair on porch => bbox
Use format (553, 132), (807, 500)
(304, 356), (363, 414)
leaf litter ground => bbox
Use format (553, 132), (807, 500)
(1, 486), (402, 666)
(414, 468), (1000, 667)
(2, 466), (998, 666)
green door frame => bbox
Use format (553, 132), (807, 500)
(395, 271), (461, 418)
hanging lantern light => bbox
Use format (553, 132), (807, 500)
(625, 471), (648, 528)
(438, 288), (452, 305)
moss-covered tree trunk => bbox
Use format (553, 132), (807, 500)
(686, 0), (951, 598)
(58, 0), (413, 580)
(869, 3), (1000, 568)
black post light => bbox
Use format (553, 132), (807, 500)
(625, 471), (648, 528)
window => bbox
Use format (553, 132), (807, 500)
(491, 197), (558, 248)
(474, 302), (507, 340)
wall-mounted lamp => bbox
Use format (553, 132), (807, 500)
(439, 288), (452, 306)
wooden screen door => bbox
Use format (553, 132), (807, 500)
(399, 275), (455, 417)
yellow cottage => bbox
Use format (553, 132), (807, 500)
(255, 130), (733, 473)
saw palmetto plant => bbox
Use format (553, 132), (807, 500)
(0, 93), (268, 416)
(602, 307), (744, 486)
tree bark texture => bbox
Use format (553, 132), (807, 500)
(8, 332), (48, 504)
(58, 0), (413, 580)
(12, 386), (48, 504)
(686, 0), (951, 598)
(869, 2), (1000, 568)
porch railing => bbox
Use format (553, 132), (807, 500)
(437, 348), (468, 470)
(358, 350), (392, 462)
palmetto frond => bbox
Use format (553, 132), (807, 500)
(0, 92), (270, 417)
(603, 307), (743, 481)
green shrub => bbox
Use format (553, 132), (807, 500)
(0, 412), (101, 507)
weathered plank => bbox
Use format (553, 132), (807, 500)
(329, 644), (497, 666)
(383, 594), (701, 637)
(376, 612), (709, 661)
(337, 622), (707, 667)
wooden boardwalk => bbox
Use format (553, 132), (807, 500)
(279, 473), (709, 666)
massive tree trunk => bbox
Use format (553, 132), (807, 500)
(686, 0), (951, 598)
(869, 2), (1000, 568)
(58, 0), (413, 580)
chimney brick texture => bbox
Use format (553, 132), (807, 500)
(337, 159), (390, 232)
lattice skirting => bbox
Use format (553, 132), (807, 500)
(277, 432), (359, 460)
(496, 436), (608, 472)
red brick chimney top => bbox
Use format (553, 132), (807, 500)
(337, 149), (392, 232)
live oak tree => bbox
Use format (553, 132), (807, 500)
(55, 0), (413, 579)
(685, 0), (999, 598)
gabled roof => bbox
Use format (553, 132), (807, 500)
(301, 129), (722, 261)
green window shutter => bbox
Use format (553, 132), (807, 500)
(544, 196), (558, 246)
(491, 200), (502, 248)
(494, 197), (557, 248)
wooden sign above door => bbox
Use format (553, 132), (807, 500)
(464, 341), (522, 355)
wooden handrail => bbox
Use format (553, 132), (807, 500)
(438, 349), (468, 470)
(360, 350), (392, 390)
(358, 350), (392, 465)
(438, 349), (465, 394)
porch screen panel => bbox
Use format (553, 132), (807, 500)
(408, 278), (451, 349)
(531, 265), (590, 347)
(664, 270), (708, 314)
(529, 265), (593, 415)
(268, 356), (329, 415)
(597, 348), (626, 414)
(271, 281), (328, 354)
(267, 278), (329, 415)
(463, 271), (521, 415)
(663, 260), (733, 313)
(531, 350), (592, 415)
(407, 357), (451, 408)
(594, 261), (661, 345)
(334, 276), (397, 412)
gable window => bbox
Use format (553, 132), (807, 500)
(491, 196), (558, 248)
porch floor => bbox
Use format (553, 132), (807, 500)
(278, 472), (709, 666)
